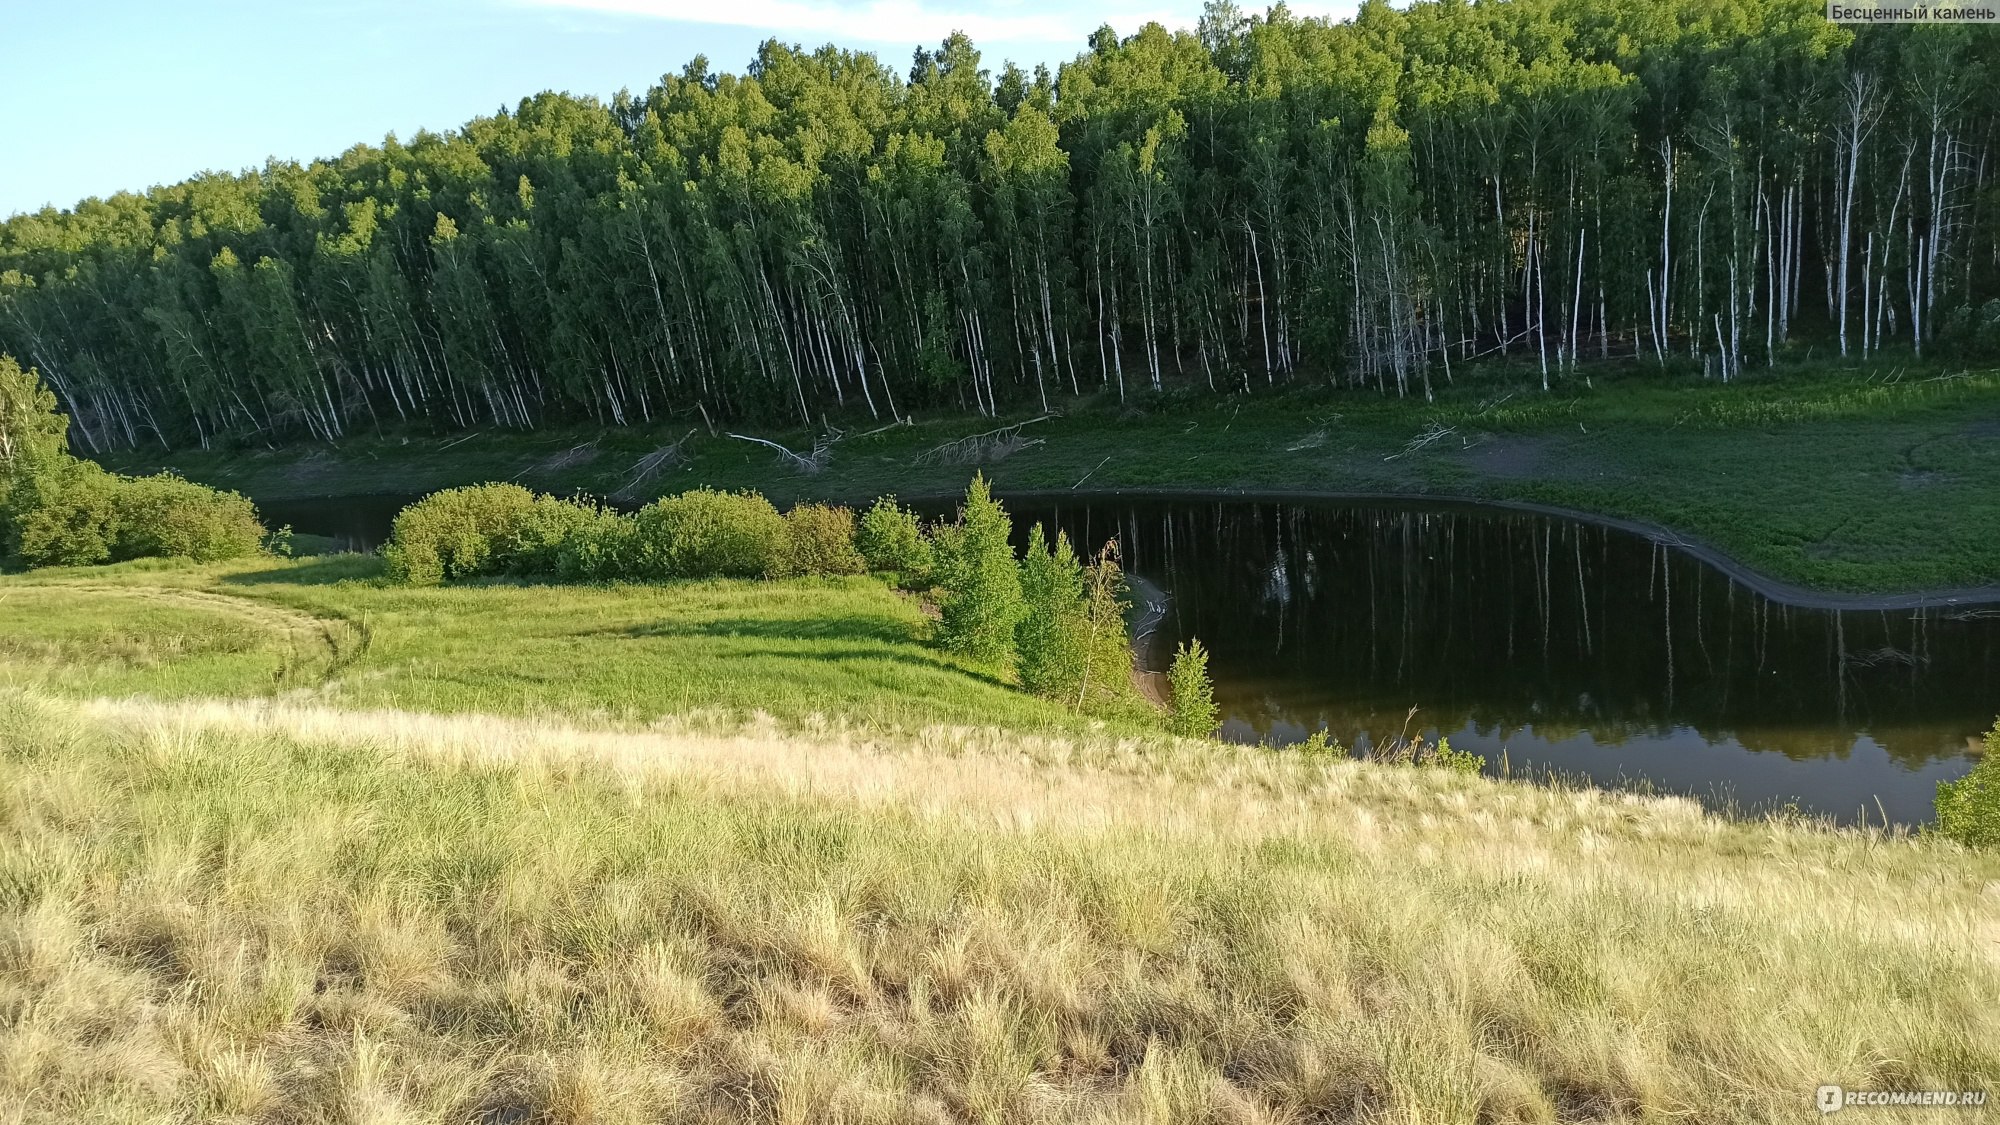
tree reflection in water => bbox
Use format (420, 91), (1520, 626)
(1008, 497), (1999, 825)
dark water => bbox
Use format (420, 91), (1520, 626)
(262, 494), (411, 553)
(261, 492), (1997, 825)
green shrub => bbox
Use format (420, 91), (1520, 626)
(382, 483), (540, 586)
(1937, 721), (2000, 849)
(1167, 638), (1219, 738)
(784, 503), (866, 577)
(630, 489), (787, 579)
(1, 356), (266, 570)
(110, 473), (265, 562)
(1298, 729), (1349, 758)
(1015, 524), (1089, 700)
(933, 474), (1023, 664)
(503, 495), (605, 577)
(857, 496), (934, 585)
(1078, 540), (1137, 709)
(4, 460), (121, 568)
(553, 507), (639, 582)
(1425, 736), (1484, 775)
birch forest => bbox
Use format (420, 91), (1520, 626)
(4, 0), (1999, 452)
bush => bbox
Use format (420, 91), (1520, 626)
(1015, 524), (1089, 700)
(784, 503), (866, 577)
(933, 474), (1023, 664)
(1078, 540), (1137, 709)
(382, 483), (539, 586)
(857, 496), (934, 585)
(1937, 720), (2000, 849)
(553, 507), (639, 582)
(1425, 737), (1484, 775)
(2, 356), (268, 570)
(110, 473), (265, 562)
(4, 460), (121, 568)
(1167, 638), (1219, 738)
(630, 489), (787, 579)
(502, 495), (605, 577)
(1298, 729), (1349, 758)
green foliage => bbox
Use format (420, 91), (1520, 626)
(1077, 541), (1136, 709)
(783, 503), (866, 577)
(553, 506), (639, 582)
(108, 473), (265, 563)
(4, 460), (120, 568)
(1014, 524), (1089, 700)
(1166, 638), (1218, 739)
(630, 489), (787, 580)
(1426, 737), (1484, 776)
(1936, 721), (2000, 849)
(502, 495), (604, 577)
(857, 496), (934, 586)
(0, 356), (69, 491)
(1299, 729), (1349, 758)
(932, 474), (1022, 665)
(0, 362), (263, 570)
(12, 10), (1993, 453)
(381, 483), (539, 586)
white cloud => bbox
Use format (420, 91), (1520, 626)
(519, 0), (1193, 49)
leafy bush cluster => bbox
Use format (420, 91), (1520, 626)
(383, 484), (864, 586)
(1, 356), (265, 569)
(857, 497), (933, 587)
(1936, 720), (2000, 849)
(381, 473), (1209, 731)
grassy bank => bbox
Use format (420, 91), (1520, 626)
(0, 556), (1122, 735)
(4, 530), (1999, 1120)
(100, 363), (2000, 594)
(4, 687), (1997, 1122)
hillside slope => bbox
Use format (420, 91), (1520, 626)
(3, 689), (1995, 1123)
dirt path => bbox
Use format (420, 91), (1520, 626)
(4, 581), (365, 685)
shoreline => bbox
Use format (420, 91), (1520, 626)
(259, 482), (2000, 613)
(965, 486), (2000, 613)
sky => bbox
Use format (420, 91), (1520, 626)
(1, 0), (1360, 220)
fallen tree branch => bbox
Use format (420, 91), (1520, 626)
(1384, 422), (1458, 461)
(913, 416), (1051, 468)
(612, 430), (697, 499)
(1072, 455), (1112, 490)
(726, 429), (840, 475)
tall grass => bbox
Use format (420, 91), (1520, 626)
(3, 689), (1996, 1122)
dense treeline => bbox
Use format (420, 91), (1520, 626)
(4, 0), (1998, 452)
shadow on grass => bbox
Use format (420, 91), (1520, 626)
(223, 554), (385, 587)
(601, 612), (920, 646)
(582, 619), (1011, 687)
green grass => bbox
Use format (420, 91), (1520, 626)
(2, 498), (1997, 1120)
(102, 360), (2000, 594)
(0, 555), (1128, 735)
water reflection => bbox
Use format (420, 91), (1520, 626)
(257, 490), (1994, 825)
(1006, 498), (1997, 825)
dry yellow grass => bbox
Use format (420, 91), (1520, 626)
(2, 688), (1997, 1123)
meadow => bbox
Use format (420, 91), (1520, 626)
(105, 361), (2000, 595)
(0, 555), (1109, 734)
(5, 685), (1998, 1123)
(0, 555), (1997, 1121)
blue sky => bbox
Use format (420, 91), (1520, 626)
(2, 0), (1358, 220)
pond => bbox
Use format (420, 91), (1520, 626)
(259, 492), (1998, 826)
